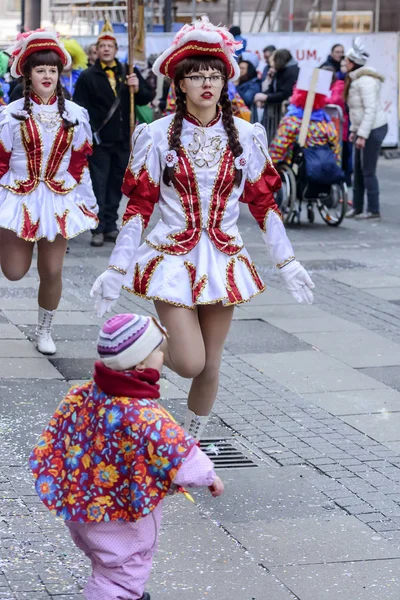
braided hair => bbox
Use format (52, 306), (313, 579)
(219, 83), (243, 187)
(162, 86), (186, 186)
(12, 50), (76, 129)
(163, 56), (243, 187)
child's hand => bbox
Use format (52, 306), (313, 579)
(208, 476), (224, 497)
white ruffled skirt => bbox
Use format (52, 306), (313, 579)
(123, 233), (266, 309)
(0, 182), (98, 242)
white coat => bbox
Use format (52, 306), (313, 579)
(348, 67), (387, 140)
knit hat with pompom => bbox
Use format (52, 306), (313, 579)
(97, 313), (166, 371)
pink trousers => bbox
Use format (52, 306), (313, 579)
(66, 503), (162, 600)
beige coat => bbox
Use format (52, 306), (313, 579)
(348, 67), (387, 139)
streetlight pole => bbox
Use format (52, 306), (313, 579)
(25, 0), (41, 30)
(21, 0), (25, 31)
(164, 0), (172, 32)
(192, 0), (196, 21)
(375, 0), (380, 32)
(288, 0), (294, 32)
(227, 0), (233, 28)
(331, 0), (338, 33)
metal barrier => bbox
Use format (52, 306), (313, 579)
(251, 101), (288, 143)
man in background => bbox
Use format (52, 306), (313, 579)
(74, 21), (153, 247)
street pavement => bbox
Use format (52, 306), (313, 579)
(1, 158), (400, 599)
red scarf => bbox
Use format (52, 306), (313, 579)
(93, 361), (160, 399)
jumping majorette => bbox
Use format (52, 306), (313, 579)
(91, 18), (314, 439)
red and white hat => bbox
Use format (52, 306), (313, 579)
(153, 17), (243, 81)
(10, 29), (71, 78)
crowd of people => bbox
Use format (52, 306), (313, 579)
(227, 31), (388, 222)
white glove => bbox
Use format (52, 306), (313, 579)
(90, 269), (125, 317)
(279, 260), (315, 304)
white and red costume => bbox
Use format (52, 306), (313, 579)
(0, 30), (97, 242)
(93, 17), (313, 316)
(108, 111), (295, 308)
(0, 95), (98, 241)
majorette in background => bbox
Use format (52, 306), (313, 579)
(0, 29), (98, 355)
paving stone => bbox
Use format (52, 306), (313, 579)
(326, 270), (400, 289)
(384, 441), (400, 454)
(0, 340), (42, 358)
(252, 311), (364, 334)
(48, 359), (94, 380)
(273, 558), (400, 600)
(366, 287), (400, 301)
(0, 325), (26, 340)
(225, 319), (311, 354)
(0, 298), (78, 311)
(301, 389), (400, 416)
(239, 351), (388, 394)
(49, 341), (97, 360)
(359, 366), (400, 392)
(340, 413), (400, 444)
(2, 310), (104, 326)
(0, 276), (38, 289)
(297, 330), (400, 368)
(149, 563), (297, 600)
(225, 515), (400, 567)
(0, 359), (63, 379)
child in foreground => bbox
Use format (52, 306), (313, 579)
(30, 313), (223, 600)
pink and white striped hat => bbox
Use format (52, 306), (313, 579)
(97, 313), (166, 371)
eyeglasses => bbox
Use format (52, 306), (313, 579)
(183, 75), (225, 88)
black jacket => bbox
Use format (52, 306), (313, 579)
(320, 54), (341, 72)
(267, 62), (300, 105)
(73, 59), (154, 144)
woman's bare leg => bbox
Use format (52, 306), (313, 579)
(154, 301), (206, 378)
(0, 229), (34, 280)
(188, 304), (234, 416)
(154, 300), (234, 437)
(37, 236), (68, 310)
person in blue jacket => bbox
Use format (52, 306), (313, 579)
(236, 52), (261, 108)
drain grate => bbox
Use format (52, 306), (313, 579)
(200, 437), (276, 470)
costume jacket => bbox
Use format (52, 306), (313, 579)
(0, 95), (98, 241)
(347, 67), (387, 140)
(327, 80), (349, 142)
(73, 60), (154, 145)
(236, 76), (261, 108)
(269, 107), (341, 166)
(266, 61), (299, 105)
(29, 364), (214, 523)
(107, 112), (297, 309)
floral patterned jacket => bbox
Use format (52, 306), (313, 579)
(29, 365), (197, 522)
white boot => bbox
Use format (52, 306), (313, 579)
(184, 408), (210, 441)
(36, 307), (57, 355)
